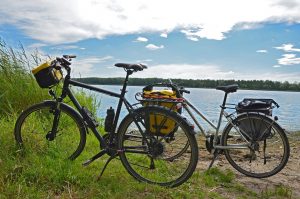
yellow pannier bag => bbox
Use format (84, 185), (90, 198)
(32, 61), (63, 88)
(142, 89), (180, 135)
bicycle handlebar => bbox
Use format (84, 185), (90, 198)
(63, 55), (76, 59)
(179, 87), (190, 94)
(55, 55), (74, 68)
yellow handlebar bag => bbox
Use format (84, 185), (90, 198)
(32, 61), (62, 88)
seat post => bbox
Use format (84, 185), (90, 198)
(221, 92), (228, 108)
(120, 70), (132, 97)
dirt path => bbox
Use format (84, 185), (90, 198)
(196, 134), (300, 198)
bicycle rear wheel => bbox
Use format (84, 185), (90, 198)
(14, 102), (86, 160)
(117, 106), (198, 187)
(222, 113), (289, 178)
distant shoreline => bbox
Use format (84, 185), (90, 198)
(73, 77), (300, 92)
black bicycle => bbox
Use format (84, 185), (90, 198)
(14, 55), (198, 187)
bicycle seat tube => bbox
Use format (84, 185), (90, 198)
(109, 70), (132, 142)
(214, 93), (228, 145)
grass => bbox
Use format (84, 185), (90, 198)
(0, 116), (295, 198)
(0, 39), (50, 115)
(0, 40), (296, 198)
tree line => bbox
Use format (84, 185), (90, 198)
(73, 77), (300, 92)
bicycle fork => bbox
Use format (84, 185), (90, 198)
(46, 104), (61, 141)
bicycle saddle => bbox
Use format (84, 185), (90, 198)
(115, 63), (147, 71)
(216, 84), (239, 93)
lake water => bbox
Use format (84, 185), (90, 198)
(86, 85), (300, 132)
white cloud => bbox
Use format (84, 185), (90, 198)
(274, 43), (300, 52)
(277, 54), (300, 65)
(136, 59), (153, 62)
(234, 22), (263, 30)
(160, 33), (168, 38)
(138, 64), (234, 79)
(256, 49), (268, 53)
(181, 28), (225, 41)
(0, 0), (300, 44)
(135, 63), (300, 82)
(28, 43), (47, 49)
(72, 56), (113, 76)
(51, 45), (85, 50)
(272, 65), (281, 68)
(145, 44), (164, 50)
(187, 37), (199, 42)
(134, 37), (148, 42)
(236, 72), (300, 82)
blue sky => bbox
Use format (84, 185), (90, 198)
(0, 0), (299, 82)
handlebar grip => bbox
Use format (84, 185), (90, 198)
(140, 64), (147, 69)
(181, 89), (190, 94)
(63, 55), (76, 59)
(179, 87), (190, 94)
(272, 100), (280, 108)
(56, 57), (71, 66)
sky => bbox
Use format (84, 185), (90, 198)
(0, 0), (300, 82)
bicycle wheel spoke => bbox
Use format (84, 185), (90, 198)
(118, 107), (198, 187)
(15, 103), (86, 160)
(223, 113), (289, 178)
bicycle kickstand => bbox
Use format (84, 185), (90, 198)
(97, 154), (118, 180)
(207, 149), (221, 170)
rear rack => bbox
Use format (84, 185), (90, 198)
(135, 92), (185, 104)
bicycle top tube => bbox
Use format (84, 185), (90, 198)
(152, 81), (238, 136)
(54, 55), (147, 102)
(68, 79), (122, 99)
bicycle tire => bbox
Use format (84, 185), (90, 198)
(117, 106), (198, 187)
(14, 101), (87, 160)
(222, 113), (290, 178)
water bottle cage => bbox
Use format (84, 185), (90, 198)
(105, 107), (115, 132)
(82, 107), (99, 128)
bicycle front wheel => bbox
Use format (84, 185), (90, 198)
(14, 102), (86, 160)
(222, 113), (290, 178)
(117, 106), (198, 187)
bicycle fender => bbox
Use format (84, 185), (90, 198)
(121, 105), (196, 135)
(43, 100), (89, 134)
(222, 112), (284, 140)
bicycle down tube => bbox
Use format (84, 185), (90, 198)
(56, 70), (133, 148)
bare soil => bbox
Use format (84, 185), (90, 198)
(196, 134), (300, 198)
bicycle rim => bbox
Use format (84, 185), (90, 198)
(117, 107), (198, 187)
(15, 103), (86, 160)
(222, 114), (289, 178)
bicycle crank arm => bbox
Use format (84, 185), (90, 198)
(82, 150), (107, 166)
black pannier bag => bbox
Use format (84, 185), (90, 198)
(235, 98), (279, 141)
(236, 98), (279, 116)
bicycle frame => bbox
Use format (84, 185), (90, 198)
(51, 69), (138, 150)
(181, 93), (250, 149)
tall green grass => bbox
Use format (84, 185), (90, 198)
(0, 39), (97, 116)
(0, 39), (48, 115)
